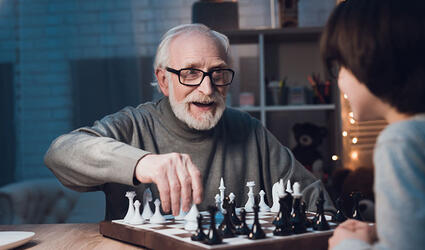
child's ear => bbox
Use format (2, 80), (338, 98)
(155, 68), (169, 96)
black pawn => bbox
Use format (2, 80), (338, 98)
(273, 195), (292, 236)
(301, 201), (312, 228)
(248, 204), (266, 240)
(205, 206), (223, 245)
(218, 196), (236, 238)
(312, 190), (330, 231)
(191, 214), (207, 241)
(230, 199), (241, 226)
(235, 209), (250, 235)
(334, 196), (347, 223)
(350, 192), (364, 221)
(291, 197), (307, 234)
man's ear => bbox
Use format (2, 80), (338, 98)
(155, 68), (169, 96)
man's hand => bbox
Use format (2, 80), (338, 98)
(135, 153), (203, 216)
(328, 219), (377, 249)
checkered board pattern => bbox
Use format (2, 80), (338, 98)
(99, 211), (337, 250)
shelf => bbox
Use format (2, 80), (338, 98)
(238, 104), (335, 112)
(223, 27), (322, 44)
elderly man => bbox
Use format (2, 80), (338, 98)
(45, 24), (333, 220)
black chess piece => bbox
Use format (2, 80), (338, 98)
(273, 195), (292, 236)
(334, 196), (348, 223)
(248, 204), (266, 240)
(235, 208), (250, 235)
(191, 214), (207, 241)
(350, 192), (364, 221)
(218, 196), (236, 238)
(230, 198), (241, 226)
(312, 190), (330, 231)
(204, 206), (223, 245)
(290, 196), (307, 234)
(301, 201), (312, 228)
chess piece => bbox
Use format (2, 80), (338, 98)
(290, 183), (306, 234)
(350, 192), (364, 221)
(191, 214), (207, 241)
(141, 188), (153, 220)
(244, 181), (255, 212)
(129, 200), (145, 225)
(312, 190), (330, 231)
(271, 179), (284, 212)
(124, 191), (136, 223)
(205, 206), (223, 245)
(286, 179), (293, 194)
(248, 204), (266, 240)
(219, 177), (226, 211)
(150, 199), (166, 224)
(334, 196), (348, 223)
(184, 204), (200, 231)
(175, 200), (188, 221)
(235, 209), (250, 235)
(259, 190), (271, 212)
(273, 194), (292, 236)
(214, 194), (224, 223)
(229, 193), (241, 226)
(218, 196), (236, 238)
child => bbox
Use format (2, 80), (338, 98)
(320, 0), (425, 249)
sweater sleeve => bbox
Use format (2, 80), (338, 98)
(44, 107), (151, 192)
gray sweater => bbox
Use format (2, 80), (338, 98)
(333, 114), (425, 250)
(45, 97), (333, 220)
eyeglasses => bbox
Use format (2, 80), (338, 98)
(166, 67), (235, 86)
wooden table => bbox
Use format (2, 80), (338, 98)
(0, 223), (144, 249)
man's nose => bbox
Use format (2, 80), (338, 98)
(197, 75), (214, 95)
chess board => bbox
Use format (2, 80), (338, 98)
(99, 211), (337, 250)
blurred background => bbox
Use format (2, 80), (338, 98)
(0, 0), (379, 224)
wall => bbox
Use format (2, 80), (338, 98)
(0, 0), (271, 182)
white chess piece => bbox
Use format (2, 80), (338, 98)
(271, 179), (285, 212)
(129, 200), (145, 225)
(174, 200), (188, 220)
(124, 191), (136, 223)
(286, 179), (293, 194)
(244, 181), (255, 212)
(219, 177), (226, 211)
(229, 192), (235, 203)
(215, 194), (221, 211)
(293, 182), (302, 198)
(184, 204), (199, 231)
(141, 188), (153, 220)
(259, 190), (271, 212)
(150, 199), (166, 224)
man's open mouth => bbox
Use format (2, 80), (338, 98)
(192, 101), (214, 107)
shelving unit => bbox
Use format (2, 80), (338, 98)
(224, 27), (342, 169)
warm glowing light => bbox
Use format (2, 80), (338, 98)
(349, 112), (354, 118)
(332, 155), (339, 161)
(351, 151), (358, 160)
(352, 137), (358, 144)
(342, 131), (348, 137)
(343, 94), (348, 99)
(350, 118), (356, 124)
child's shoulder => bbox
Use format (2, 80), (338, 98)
(378, 114), (425, 144)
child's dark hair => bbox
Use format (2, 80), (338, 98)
(321, 0), (425, 114)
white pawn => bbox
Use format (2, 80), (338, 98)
(129, 200), (145, 225)
(150, 199), (166, 224)
(124, 191), (136, 223)
(293, 182), (302, 198)
(142, 188), (153, 220)
(244, 181), (255, 212)
(259, 190), (271, 212)
(229, 192), (236, 203)
(174, 201), (188, 220)
(286, 179), (293, 194)
(271, 179), (284, 212)
(184, 204), (199, 231)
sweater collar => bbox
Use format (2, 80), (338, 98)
(157, 97), (219, 141)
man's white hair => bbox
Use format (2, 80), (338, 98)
(152, 24), (231, 89)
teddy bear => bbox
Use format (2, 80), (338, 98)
(292, 122), (328, 181)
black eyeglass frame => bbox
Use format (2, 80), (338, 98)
(165, 67), (235, 87)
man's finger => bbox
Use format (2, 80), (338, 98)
(154, 171), (171, 213)
(176, 154), (192, 212)
(167, 163), (181, 216)
(185, 156), (203, 204)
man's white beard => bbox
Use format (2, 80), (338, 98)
(168, 79), (226, 131)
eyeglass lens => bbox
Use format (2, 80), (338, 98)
(179, 69), (233, 85)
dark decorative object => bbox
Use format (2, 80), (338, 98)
(279, 0), (298, 27)
(205, 206), (223, 245)
(191, 214), (207, 241)
(312, 191), (330, 231)
(350, 192), (365, 221)
(248, 204), (266, 240)
(218, 196), (236, 238)
(334, 196), (348, 223)
(192, 0), (239, 32)
(291, 196), (307, 234)
(273, 195), (292, 236)
(235, 209), (250, 235)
